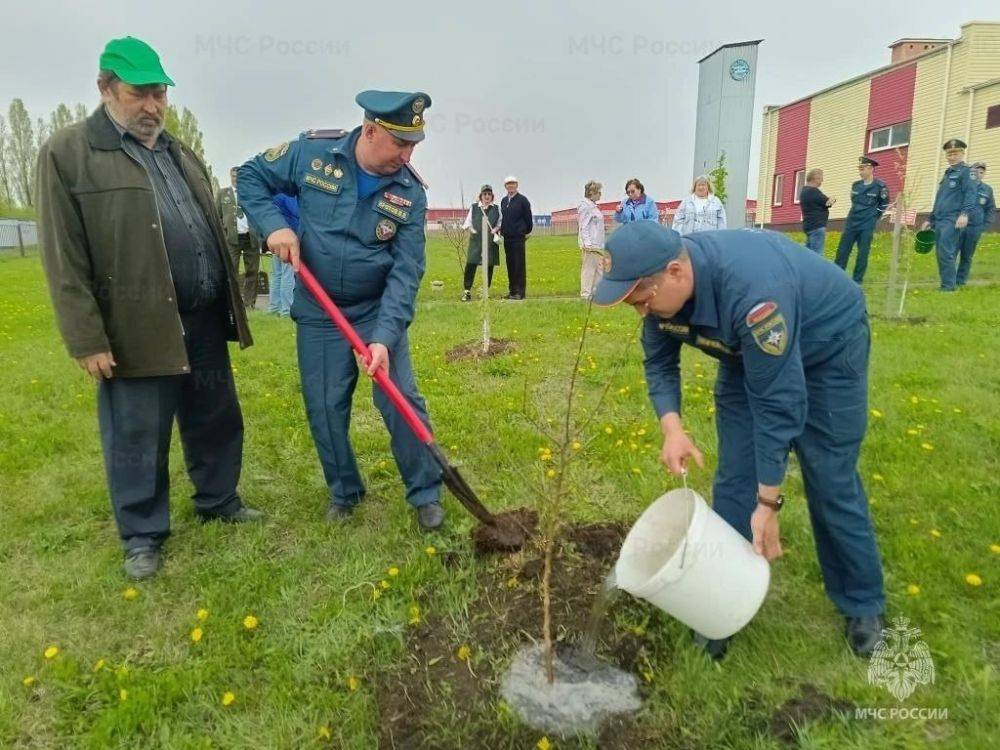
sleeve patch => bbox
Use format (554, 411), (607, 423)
(746, 301), (778, 327)
(263, 142), (289, 162)
(750, 314), (788, 356)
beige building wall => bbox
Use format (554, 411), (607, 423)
(757, 107), (779, 224)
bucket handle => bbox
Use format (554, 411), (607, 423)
(678, 469), (695, 570)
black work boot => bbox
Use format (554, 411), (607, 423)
(123, 547), (161, 581)
(201, 505), (264, 524)
(416, 502), (445, 531)
(692, 630), (731, 661)
(846, 615), (885, 657)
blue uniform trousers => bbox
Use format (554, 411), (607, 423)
(934, 222), (963, 291)
(710, 326), (884, 617)
(956, 225), (984, 287)
(97, 304), (245, 552)
(834, 222), (875, 283)
(296, 318), (441, 509)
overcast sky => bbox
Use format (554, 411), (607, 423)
(3, 0), (996, 211)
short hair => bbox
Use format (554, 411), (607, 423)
(97, 69), (120, 92)
(806, 168), (823, 183)
(584, 180), (602, 200)
(625, 178), (644, 194)
(691, 175), (713, 194)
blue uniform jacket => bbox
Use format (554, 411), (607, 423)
(237, 127), (428, 350)
(969, 180), (996, 227)
(642, 229), (868, 486)
(930, 162), (977, 227)
(845, 178), (890, 227)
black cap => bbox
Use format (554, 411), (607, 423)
(479, 184), (493, 194)
(942, 138), (967, 151)
(859, 156), (879, 167)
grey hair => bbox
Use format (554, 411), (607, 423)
(806, 168), (823, 183)
(691, 175), (713, 194)
(584, 180), (602, 200)
(97, 69), (120, 92)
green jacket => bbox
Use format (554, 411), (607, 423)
(215, 185), (260, 248)
(36, 108), (252, 377)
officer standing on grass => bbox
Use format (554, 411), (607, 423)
(594, 222), (885, 660)
(237, 91), (445, 531)
(834, 156), (890, 284)
(922, 139), (978, 291)
(956, 161), (995, 287)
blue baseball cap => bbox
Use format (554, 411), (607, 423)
(593, 222), (684, 306)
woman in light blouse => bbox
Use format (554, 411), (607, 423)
(672, 176), (727, 235)
(577, 180), (605, 298)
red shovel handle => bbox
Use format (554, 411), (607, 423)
(296, 262), (434, 445)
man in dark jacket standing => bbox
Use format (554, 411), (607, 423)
(36, 37), (260, 580)
(499, 175), (532, 300)
(216, 167), (261, 309)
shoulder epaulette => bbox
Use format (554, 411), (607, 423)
(405, 162), (428, 188)
(304, 128), (348, 139)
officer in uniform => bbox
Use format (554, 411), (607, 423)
(922, 139), (978, 291)
(237, 90), (445, 530)
(956, 161), (995, 287)
(216, 167), (261, 309)
(595, 222), (885, 660)
(834, 156), (890, 284)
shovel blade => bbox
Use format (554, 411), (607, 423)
(427, 443), (496, 526)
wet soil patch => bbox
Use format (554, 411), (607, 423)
(768, 683), (855, 745)
(471, 509), (538, 554)
(445, 338), (517, 362)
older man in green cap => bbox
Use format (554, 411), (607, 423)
(36, 36), (260, 580)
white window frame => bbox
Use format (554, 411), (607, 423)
(772, 174), (784, 207)
(793, 170), (806, 204)
(869, 122), (911, 153)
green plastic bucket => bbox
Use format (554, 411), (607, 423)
(914, 230), (935, 254)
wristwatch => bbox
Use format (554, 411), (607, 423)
(757, 493), (785, 512)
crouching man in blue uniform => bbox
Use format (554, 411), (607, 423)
(237, 90), (445, 531)
(594, 222), (886, 660)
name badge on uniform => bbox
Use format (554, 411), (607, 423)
(383, 191), (413, 208)
(375, 198), (410, 223)
(304, 173), (341, 194)
(658, 321), (690, 337)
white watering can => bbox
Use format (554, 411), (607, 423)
(613, 479), (770, 640)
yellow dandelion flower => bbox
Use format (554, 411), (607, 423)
(906, 584), (920, 596)
(119, 689), (128, 702)
(930, 529), (941, 538)
(190, 627), (203, 643)
(505, 576), (519, 589)
(906, 429), (919, 436)
(637, 428), (646, 436)
(642, 670), (654, 683)
(990, 544), (1000, 554)
(572, 441), (581, 451)
(221, 691), (236, 706)
(537, 738), (552, 750)
(871, 409), (883, 418)
(387, 566), (400, 577)
(965, 573), (983, 587)
(122, 587), (139, 601)
(424, 546), (437, 556)
(546, 469), (556, 478)
(243, 615), (259, 631)
(604, 426), (613, 434)
(872, 473), (884, 482)
(909, 395), (918, 404)
(921, 442), (934, 451)
(408, 605), (422, 625)
(347, 675), (360, 692)
(953, 408), (962, 414)
(457, 645), (472, 662)
(317, 726), (332, 740)
(372, 588), (382, 601)
(379, 580), (391, 590)
(196, 608), (209, 621)
(92, 659), (106, 672)
(43, 646), (59, 660)
(22, 676), (36, 688)
(631, 468), (641, 475)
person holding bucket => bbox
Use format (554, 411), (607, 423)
(593, 222), (885, 660)
(921, 139), (978, 291)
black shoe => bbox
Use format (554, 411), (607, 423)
(200, 505), (264, 524)
(326, 503), (354, 522)
(692, 630), (731, 661)
(461, 290), (472, 302)
(416, 502), (445, 531)
(123, 547), (161, 580)
(846, 615), (885, 657)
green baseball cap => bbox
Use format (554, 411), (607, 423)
(99, 37), (174, 86)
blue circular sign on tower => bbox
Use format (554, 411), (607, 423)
(730, 59), (751, 81)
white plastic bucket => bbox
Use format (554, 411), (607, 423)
(613, 488), (770, 640)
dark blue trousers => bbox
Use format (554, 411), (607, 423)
(834, 222), (876, 283)
(935, 222), (962, 291)
(296, 319), (441, 510)
(956, 225), (984, 287)
(97, 305), (244, 552)
(711, 327), (884, 617)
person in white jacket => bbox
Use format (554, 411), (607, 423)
(672, 176), (727, 235)
(577, 181), (606, 298)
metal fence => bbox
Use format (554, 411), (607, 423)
(0, 220), (38, 255)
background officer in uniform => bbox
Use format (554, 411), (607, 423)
(216, 167), (261, 309)
(956, 161), (995, 287)
(922, 139), (978, 292)
(594, 222), (885, 660)
(237, 90), (445, 531)
(834, 156), (889, 284)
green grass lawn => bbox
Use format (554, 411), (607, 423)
(1, 231), (998, 749)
